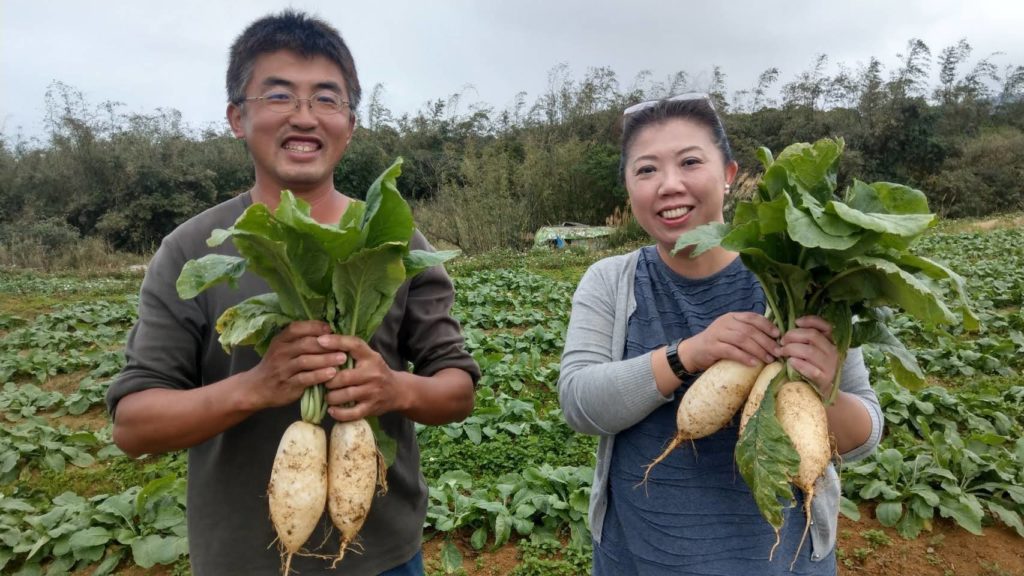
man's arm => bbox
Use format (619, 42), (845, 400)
(112, 321), (351, 457)
(112, 375), (258, 457)
(396, 367), (474, 425)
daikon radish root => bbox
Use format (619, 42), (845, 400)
(328, 418), (379, 565)
(775, 380), (832, 566)
(644, 359), (765, 481)
(739, 361), (784, 435)
(268, 420), (328, 574)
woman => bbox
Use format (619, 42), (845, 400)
(558, 94), (883, 575)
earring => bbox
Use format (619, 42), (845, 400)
(725, 184), (731, 194)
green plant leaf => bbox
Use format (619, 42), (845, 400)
(896, 511), (928, 539)
(90, 549), (125, 576)
(938, 495), (984, 535)
(215, 293), (291, 355)
(331, 243), (407, 341)
(363, 158), (414, 249)
(470, 526), (487, 549)
(230, 233), (318, 319)
(894, 253), (979, 330)
(785, 194), (861, 251)
(404, 249), (459, 278)
(852, 316), (926, 390)
(828, 257), (956, 326)
(130, 534), (187, 568)
(733, 201), (759, 226)
(367, 416), (397, 469)
(135, 476), (176, 516)
(175, 254), (247, 299)
(756, 196), (791, 236)
(275, 190), (365, 265)
(96, 492), (135, 526)
(735, 375), (800, 531)
(801, 192), (861, 237)
(875, 501), (903, 527)
(839, 496), (861, 521)
(494, 512), (512, 547)
(827, 201), (935, 238)
(440, 539), (463, 573)
(846, 180), (930, 215)
(772, 138), (843, 203)
(987, 501), (1024, 537)
(671, 222), (731, 257)
(339, 200), (367, 235)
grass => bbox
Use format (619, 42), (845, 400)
(4, 452), (186, 501)
(0, 270), (141, 317)
(0, 236), (148, 274)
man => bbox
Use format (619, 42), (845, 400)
(107, 10), (478, 575)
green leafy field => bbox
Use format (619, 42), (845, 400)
(1, 219), (1022, 575)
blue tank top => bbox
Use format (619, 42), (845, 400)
(594, 246), (836, 576)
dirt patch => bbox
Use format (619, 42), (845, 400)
(40, 370), (90, 395)
(423, 536), (521, 575)
(50, 405), (111, 431)
(836, 507), (1024, 576)
(420, 507), (1024, 576)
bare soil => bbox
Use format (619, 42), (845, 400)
(421, 505), (1024, 576)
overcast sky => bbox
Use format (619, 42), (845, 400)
(2, 0), (1022, 141)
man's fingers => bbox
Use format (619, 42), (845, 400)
(317, 334), (375, 357)
(328, 403), (368, 423)
(295, 366), (338, 387)
(278, 320), (332, 342)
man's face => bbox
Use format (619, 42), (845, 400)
(228, 50), (355, 193)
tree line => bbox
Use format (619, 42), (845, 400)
(1, 38), (1022, 257)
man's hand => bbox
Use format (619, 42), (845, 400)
(320, 335), (407, 422)
(245, 321), (348, 411)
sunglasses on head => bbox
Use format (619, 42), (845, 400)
(622, 92), (714, 117)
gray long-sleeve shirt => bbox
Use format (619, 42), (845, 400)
(558, 249), (883, 558)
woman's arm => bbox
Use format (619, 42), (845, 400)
(558, 261), (671, 436)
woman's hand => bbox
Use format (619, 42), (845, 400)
(781, 316), (839, 396)
(680, 312), (782, 372)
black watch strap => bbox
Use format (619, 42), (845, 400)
(665, 338), (693, 380)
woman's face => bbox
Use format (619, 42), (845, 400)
(624, 118), (738, 253)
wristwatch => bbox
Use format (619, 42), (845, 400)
(665, 338), (694, 380)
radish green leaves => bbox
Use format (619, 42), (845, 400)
(674, 138), (978, 535)
(176, 158), (457, 465)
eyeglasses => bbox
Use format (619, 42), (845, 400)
(622, 92), (714, 117)
(244, 89), (351, 116)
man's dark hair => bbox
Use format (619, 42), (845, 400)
(227, 10), (361, 112)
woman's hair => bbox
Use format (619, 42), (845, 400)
(226, 10), (361, 112)
(619, 96), (733, 180)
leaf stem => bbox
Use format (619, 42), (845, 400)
(807, 265), (871, 312)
